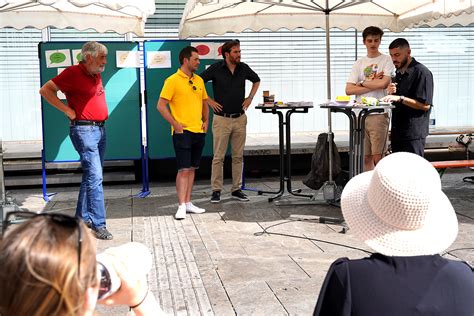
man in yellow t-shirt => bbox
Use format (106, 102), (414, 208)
(157, 46), (209, 220)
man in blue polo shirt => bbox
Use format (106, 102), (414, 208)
(200, 40), (260, 203)
(382, 38), (433, 157)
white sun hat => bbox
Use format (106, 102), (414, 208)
(341, 152), (458, 256)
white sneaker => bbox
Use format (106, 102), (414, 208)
(186, 202), (206, 214)
(175, 204), (186, 220)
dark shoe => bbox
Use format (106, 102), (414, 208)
(211, 191), (221, 203)
(93, 227), (113, 240)
(231, 190), (249, 201)
(85, 221), (92, 229)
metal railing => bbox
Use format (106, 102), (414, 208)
(0, 138), (20, 226)
(0, 138), (5, 204)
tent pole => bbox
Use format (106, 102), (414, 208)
(354, 29), (358, 60)
(41, 27), (50, 41)
(325, 12), (333, 183)
(125, 32), (134, 41)
(325, 13), (331, 100)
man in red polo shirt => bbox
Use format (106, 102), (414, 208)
(39, 41), (112, 240)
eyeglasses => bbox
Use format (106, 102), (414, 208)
(2, 211), (83, 277)
(188, 80), (197, 91)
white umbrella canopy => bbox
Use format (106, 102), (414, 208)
(179, 0), (473, 98)
(0, 0), (156, 36)
(414, 0), (474, 27)
(179, 0), (473, 39)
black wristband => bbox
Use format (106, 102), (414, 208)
(130, 288), (149, 309)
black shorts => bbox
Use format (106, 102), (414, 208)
(172, 130), (206, 171)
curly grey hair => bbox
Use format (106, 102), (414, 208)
(81, 41), (107, 61)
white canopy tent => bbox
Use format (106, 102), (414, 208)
(0, 0), (156, 36)
(179, 0), (473, 99)
(180, 0), (473, 39)
(178, 0), (474, 120)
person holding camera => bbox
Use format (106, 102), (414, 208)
(0, 212), (161, 315)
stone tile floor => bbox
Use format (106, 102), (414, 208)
(6, 169), (474, 315)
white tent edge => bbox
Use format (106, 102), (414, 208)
(178, 0), (474, 39)
(0, 0), (156, 36)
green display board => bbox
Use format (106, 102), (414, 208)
(144, 40), (227, 159)
(39, 42), (142, 162)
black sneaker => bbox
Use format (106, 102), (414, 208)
(93, 227), (113, 240)
(85, 221), (92, 229)
(231, 190), (249, 201)
(211, 191), (221, 203)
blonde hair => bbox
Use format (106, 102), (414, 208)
(0, 216), (98, 315)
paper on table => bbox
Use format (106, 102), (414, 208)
(286, 101), (313, 107)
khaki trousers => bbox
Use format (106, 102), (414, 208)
(211, 114), (247, 192)
(364, 113), (389, 156)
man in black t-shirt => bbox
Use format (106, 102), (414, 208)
(200, 40), (260, 203)
(382, 38), (433, 157)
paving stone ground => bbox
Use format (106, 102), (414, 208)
(7, 169), (474, 315)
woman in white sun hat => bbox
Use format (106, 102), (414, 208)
(313, 152), (474, 316)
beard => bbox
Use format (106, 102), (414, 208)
(188, 63), (199, 73)
(396, 56), (409, 69)
(228, 56), (240, 65)
(96, 66), (105, 73)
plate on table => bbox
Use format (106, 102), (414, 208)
(378, 101), (392, 106)
(335, 100), (354, 106)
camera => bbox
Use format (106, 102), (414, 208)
(95, 242), (152, 300)
(97, 254), (121, 300)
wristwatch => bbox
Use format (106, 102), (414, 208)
(359, 80), (365, 87)
(399, 95), (405, 103)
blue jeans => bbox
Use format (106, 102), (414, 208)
(70, 125), (107, 229)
